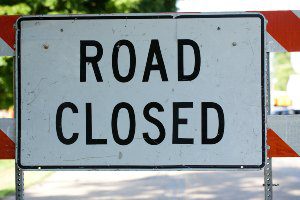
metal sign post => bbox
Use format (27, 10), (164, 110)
(264, 157), (273, 200)
(263, 51), (272, 200)
(15, 163), (24, 200)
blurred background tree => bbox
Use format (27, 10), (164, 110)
(0, 0), (177, 109)
(0, 1), (293, 110)
(271, 52), (294, 91)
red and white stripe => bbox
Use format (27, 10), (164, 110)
(1, 11), (299, 55)
(0, 15), (19, 56)
(0, 119), (15, 159)
(267, 115), (300, 157)
(261, 10), (300, 52)
(2, 116), (300, 159)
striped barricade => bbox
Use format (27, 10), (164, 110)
(0, 11), (300, 159)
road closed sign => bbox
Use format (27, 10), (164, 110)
(16, 14), (265, 170)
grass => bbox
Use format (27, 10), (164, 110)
(0, 160), (12, 170)
(0, 160), (52, 199)
(0, 189), (14, 199)
(0, 160), (15, 199)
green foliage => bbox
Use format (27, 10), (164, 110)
(0, 57), (13, 109)
(0, 160), (52, 199)
(272, 53), (294, 91)
(0, 0), (177, 15)
(0, 0), (177, 109)
(105, 0), (141, 13)
(0, 160), (15, 199)
(0, 188), (15, 199)
(132, 0), (177, 13)
(0, 3), (31, 15)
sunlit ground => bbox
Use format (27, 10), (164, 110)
(0, 160), (51, 199)
(2, 158), (299, 200)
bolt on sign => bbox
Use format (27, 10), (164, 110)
(16, 13), (265, 170)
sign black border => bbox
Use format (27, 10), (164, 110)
(16, 14), (265, 170)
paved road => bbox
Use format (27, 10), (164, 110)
(5, 158), (300, 199)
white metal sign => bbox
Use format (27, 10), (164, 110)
(16, 14), (265, 170)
